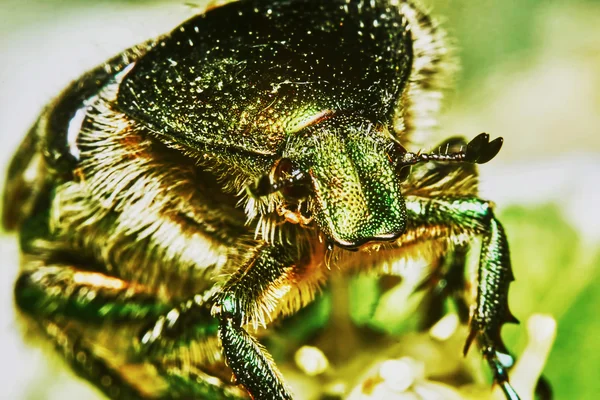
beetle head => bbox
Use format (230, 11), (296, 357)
(250, 113), (408, 250)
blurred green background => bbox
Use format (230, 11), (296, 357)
(0, 0), (598, 399)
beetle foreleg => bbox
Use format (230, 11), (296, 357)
(212, 244), (298, 400)
(138, 243), (300, 399)
(404, 196), (520, 399)
(466, 217), (521, 400)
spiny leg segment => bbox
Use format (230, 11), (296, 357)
(403, 195), (520, 399)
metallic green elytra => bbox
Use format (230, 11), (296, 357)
(3, 1), (548, 399)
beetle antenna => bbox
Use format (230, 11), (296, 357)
(401, 133), (503, 166)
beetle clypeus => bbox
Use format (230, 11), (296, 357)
(4, 0), (538, 399)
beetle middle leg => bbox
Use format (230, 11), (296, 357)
(415, 243), (471, 330)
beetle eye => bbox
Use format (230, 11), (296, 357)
(391, 143), (411, 182)
(272, 158), (311, 200)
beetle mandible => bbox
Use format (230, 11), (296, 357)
(5, 0), (531, 399)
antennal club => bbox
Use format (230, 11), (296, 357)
(400, 133), (503, 167)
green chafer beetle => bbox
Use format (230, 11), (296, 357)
(4, 0), (539, 399)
